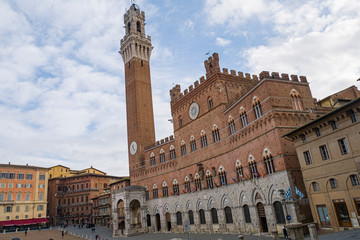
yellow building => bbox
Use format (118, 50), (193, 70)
(286, 96), (360, 231)
(48, 165), (106, 179)
(0, 163), (49, 230)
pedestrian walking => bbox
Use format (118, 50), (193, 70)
(61, 230), (64, 238)
(283, 225), (289, 239)
(25, 230), (27, 236)
(95, 234), (98, 240)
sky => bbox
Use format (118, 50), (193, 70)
(0, 0), (359, 176)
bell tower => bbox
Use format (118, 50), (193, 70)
(120, 4), (155, 171)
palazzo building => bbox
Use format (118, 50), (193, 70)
(0, 163), (49, 230)
(110, 4), (353, 237)
(48, 171), (124, 226)
(285, 94), (360, 230)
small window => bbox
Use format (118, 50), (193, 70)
(150, 156), (156, 166)
(39, 174), (46, 180)
(201, 135), (208, 147)
(312, 182), (319, 192)
(208, 98), (213, 109)
(219, 171), (227, 186)
(300, 134), (307, 143)
(199, 209), (206, 224)
(329, 178), (338, 189)
(319, 145), (330, 160)
(348, 109), (359, 123)
(26, 174), (33, 180)
(212, 128), (220, 143)
(190, 140), (197, 152)
(176, 211), (182, 225)
(338, 138), (349, 155)
(170, 149), (176, 160)
(229, 121), (236, 135)
(206, 175), (213, 189)
(181, 145), (187, 156)
(153, 189), (158, 199)
(185, 181), (191, 193)
(264, 156), (275, 174)
(330, 120), (338, 130)
(145, 191), (149, 200)
(314, 127), (321, 137)
(17, 174), (24, 179)
(16, 206), (20, 212)
(173, 184), (179, 195)
(253, 102), (263, 119)
(249, 161), (258, 178)
(211, 208), (219, 224)
(136, 21), (141, 32)
(273, 201), (285, 224)
(179, 116), (183, 128)
(188, 210), (194, 224)
(162, 187), (168, 197)
(243, 205), (251, 223)
(195, 179), (202, 190)
(224, 206), (233, 223)
(350, 174), (359, 186)
(160, 153), (165, 163)
(236, 166), (243, 182)
(240, 112), (248, 128)
(303, 151), (312, 165)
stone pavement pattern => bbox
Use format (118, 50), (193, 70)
(1, 227), (360, 240)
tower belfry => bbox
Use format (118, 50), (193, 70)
(120, 4), (155, 171)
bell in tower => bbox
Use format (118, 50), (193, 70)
(120, 4), (156, 173)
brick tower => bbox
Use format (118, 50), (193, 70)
(120, 4), (155, 172)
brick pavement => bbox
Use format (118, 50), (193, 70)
(0, 229), (79, 240)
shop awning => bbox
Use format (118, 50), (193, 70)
(0, 218), (49, 227)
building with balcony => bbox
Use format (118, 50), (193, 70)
(0, 163), (49, 230)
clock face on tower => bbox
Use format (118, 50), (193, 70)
(130, 141), (137, 155)
(189, 102), (200, 120)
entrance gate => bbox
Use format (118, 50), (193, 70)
(257, 202), (268, 232)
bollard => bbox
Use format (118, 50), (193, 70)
(238, 235), (244, 240)
(308, 224), (318, 240)
(271, 230), (278, 240)
(288, 223), (304, 240)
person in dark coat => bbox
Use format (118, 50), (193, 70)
(283, 225), (289, 239)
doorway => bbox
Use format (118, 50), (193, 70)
(155, 213), (161, 231)
(257, 202), (268, 232)
(333, 201), (351, 227)
(316, 205), (331, 228)
(165, 212), (171, 231)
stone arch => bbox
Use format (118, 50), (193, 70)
(251, 188), (267, 205)
(239, 190), (249, 206)
(235, 159), (242, 167)
(220, 194), (233, 208)
(174, 202), (181, 212)
(173, 179), (178, 185)
(196, 199), (205, 211)
(150, 152), (155, 157)
(153, 205), (160, 215)
(252, 96), (261, 105)
(248, 154), (255, 163)
(184, 176), (189, 182)
(206, 170), (212, 176)
(186, 200), (194, 211)
(163, 203), (171, 214)
(218, 165), (225, 173)
(169, 145), (175, 150)
(207, 197), (218, 210)
(228, 115), (233, 123)
(262, 148), (272, 158)
(190, 135), (195, 141)
(267, 184), (282, 204)
(159, 149), (164, 154)
(153, 184), (157, 189)
(162, 181), (167, 187)
(200, 130), (206, 136)
(181, 140), (185, 146)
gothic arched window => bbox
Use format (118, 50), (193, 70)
(273, 201), (285, 224)
(136, 21), (141, 32)
(211, 208), (219, 224)
(243, 204), (251, 223)
(199, 209), (206, 224)
(188, 210), (194, 225)
(224, 206), (233, 223)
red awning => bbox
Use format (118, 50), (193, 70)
(0, 218), (49, 227)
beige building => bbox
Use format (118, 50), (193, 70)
(0, 163), (49, 230)
(285, 96), (360, 231)
(48, 165), (106, 179)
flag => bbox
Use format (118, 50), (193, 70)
(295, 186), (305, 199)
(231, 176), (237, 183)
(214, 182), (220, 188)
(191, 187), (195, 193)
(261, 173), (265, 178)
(220, 178), (226, 186)
(285, 188), (292, 201)
(202, 184), (207, 190)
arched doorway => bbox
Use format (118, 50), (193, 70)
(117, 199), (125, 233)
(129, 199), (141, 227)
(165, 212), (171, 231)
(155, 213), (161, 231)
(257, 202), (268, 232)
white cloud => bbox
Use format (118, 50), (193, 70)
(216, 37), (231, 46)
(205, 0), (360, 99)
